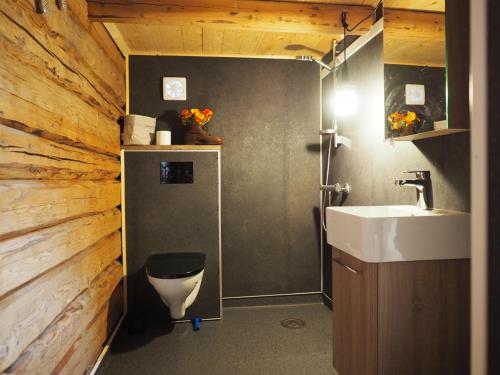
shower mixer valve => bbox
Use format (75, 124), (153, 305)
(320, 183), (351, 195)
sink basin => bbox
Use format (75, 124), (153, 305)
(326, 205), (470, 263)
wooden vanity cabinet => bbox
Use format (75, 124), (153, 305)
(332, 247), (469, 375)
(332, 248), (378, 375)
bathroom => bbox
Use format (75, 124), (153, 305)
(0, 0), (498, 374)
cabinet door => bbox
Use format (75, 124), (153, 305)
(332, 247), (378, 375)
(377, 260), (470, 375)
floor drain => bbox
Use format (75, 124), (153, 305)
(280, 318), (306, 329)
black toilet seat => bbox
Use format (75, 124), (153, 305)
(146, 252), (205, 279)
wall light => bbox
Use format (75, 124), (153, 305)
(333, 84), (358, 117)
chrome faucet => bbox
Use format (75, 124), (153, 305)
(395, 171), (433, 210)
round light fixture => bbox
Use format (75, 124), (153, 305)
(332, 84), (358, 117)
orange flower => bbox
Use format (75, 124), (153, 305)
(181, 108), (214, 127)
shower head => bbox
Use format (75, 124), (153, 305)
(295, 56), (333, 71)
(295, 55), (314, 61)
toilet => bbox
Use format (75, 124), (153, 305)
(146, 252), (205, 320)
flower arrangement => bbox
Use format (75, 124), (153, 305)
(180, 108), (213, 127)
(388, 110), (420, 136)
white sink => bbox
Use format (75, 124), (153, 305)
(326, 205), (470, 263)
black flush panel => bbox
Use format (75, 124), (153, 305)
(125, 151), (220, 322)
(160, 161), (193, 184)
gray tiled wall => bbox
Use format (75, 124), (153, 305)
(129, 56), (322, 298)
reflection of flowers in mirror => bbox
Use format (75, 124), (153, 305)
(388, 111), (419, 131)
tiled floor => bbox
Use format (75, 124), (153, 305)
(97, 302), (335, 375)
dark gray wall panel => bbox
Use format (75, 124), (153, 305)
(129, 56), (321, 297)
(321, 33), (470, 299)
(125, 151), (220, 320)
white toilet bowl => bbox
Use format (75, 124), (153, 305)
(146, 252), (205, 320)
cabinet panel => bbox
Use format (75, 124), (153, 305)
(332, 247), (378, 375)
(332, 247), (469, 375)
(125, 151), (221, 321)
(377, 260), (469, 375)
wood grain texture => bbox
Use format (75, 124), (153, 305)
(384, 9), (446, 67)
(52, 0), (125, 74)
(0, 125), (120, 180)
(0, 180), (120, 240)
(53, 284), (124, 375)
(93, 3), (446, 60)
(117, 23), (338, 58)
(0, 53), (120, 157)
(0, 0), (125, 111)
(332, 248), (378, 375)
(88, 0), (374, 34)
(385, 0), (444, 12)
(3, 262), (123, 375)
(0, 209), (121, 298)
(252, 0), (377, 4)
(123, 144), (221, 150)
(384, 9), (445, 41)
(0, 0), (124, 373)
(0, 232), (121, 372)
(88, 22), (127, 71)
(0, 11), (122, 122)
(377, 259), (470, 375)
(332, 248), (470, 375)
(384, 37), (445, 67)
(103, 23), (131, 56)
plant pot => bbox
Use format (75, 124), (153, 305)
(184, 125), (223, 145)
(399, 127), (416, 137)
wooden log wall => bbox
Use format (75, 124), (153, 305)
(0, 0), (125, 373)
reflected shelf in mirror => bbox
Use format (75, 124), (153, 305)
(389, 128), (469, 142)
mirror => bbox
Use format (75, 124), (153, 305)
(383, 1), (446, 139)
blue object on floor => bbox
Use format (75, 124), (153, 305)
(192, 317), (202, 331)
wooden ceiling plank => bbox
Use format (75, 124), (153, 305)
(383, 8), (445, 66)
(220, 29), (246, 55)
(384, 0), (445, 13)
(87, 0), (375, 34)
(240, 31), (265, 55)
(181, 26), (203, 54)
(103, 22), (131, 55)
(119, 24), (184, 52)
(102, 3), (445, 60)
(202, 28), (225, 55)
(383, 9), (445, 42)
(384, 38), (446, 67)
(290, 0), (377, 4)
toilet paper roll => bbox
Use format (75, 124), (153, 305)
(156, 130), (172, 145)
